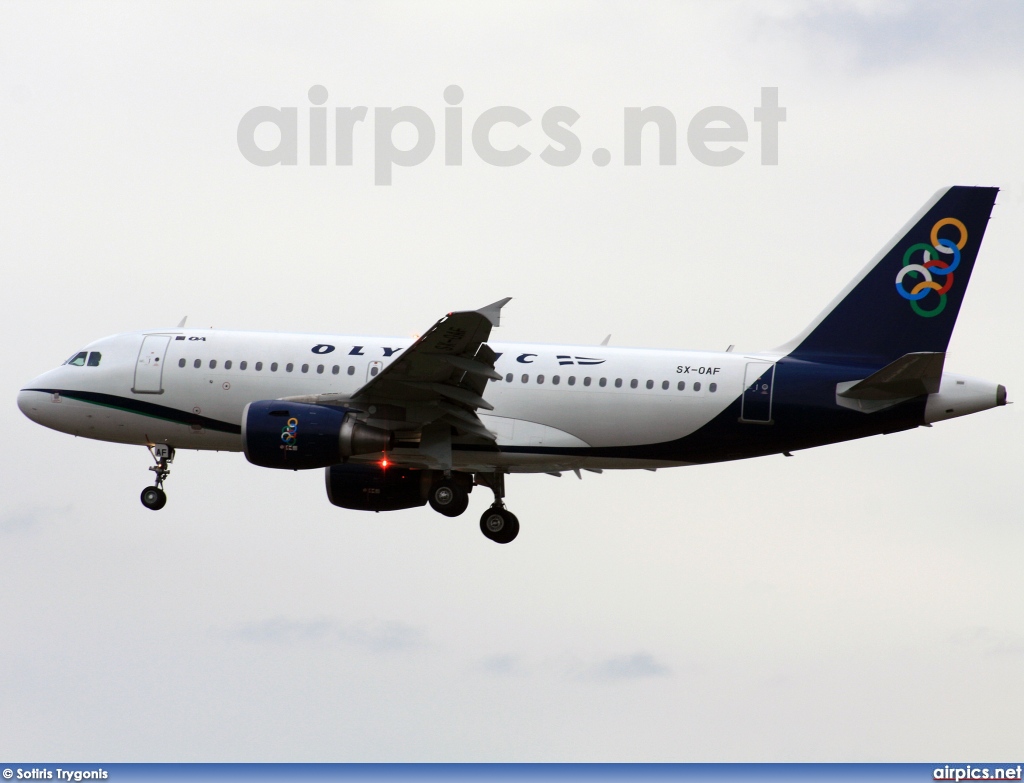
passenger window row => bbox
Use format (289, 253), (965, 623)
(176, 358), (358, 376)
(172, 357), (717, 393)
(495, 373), (717, 393)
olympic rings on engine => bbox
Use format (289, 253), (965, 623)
(281, 417), (299, 445)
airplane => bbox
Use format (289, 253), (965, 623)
(17, 186), (1007, 544)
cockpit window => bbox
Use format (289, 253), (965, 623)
(65, 351), (88, 366)
(87, 352), (101, 367)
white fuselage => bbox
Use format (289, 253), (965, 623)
(18, 328), (751, 473)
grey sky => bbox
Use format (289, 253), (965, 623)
(1, 0), (1022, 761)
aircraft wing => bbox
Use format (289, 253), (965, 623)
(350, 297), (512, 440)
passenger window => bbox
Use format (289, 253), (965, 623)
(694, 381), (701, 391)
(583, 377), (591, 387)
(709, 382), (717, 392)
(255, 362), (263, 371)
(209, 360), (217, 369)
(194, 359), (201, 369)
(271, 362), (278, 372)
(317, 364), (324, 374)
(661, 380), (669, 390)
(347, 366), (355, 375)
(67, 352), (87, 366)
(286, 363), (294, 372)
(301, 364), (309, 373)
(630, 379), (638, 389)
(645, 380), (653, 389)
(599, 378), (607, 387)
(521, 374), (529, 383)
(224, 360), (232, 370)
(332, 365), (340, 375)
(568, 376), (575, 386)
(505, 373), (513, 383)
(537, 375), (545, 384)
(178, 358), (186, 368)
(370, 366), (379, 376)
(87, 352), (102, 367)
(240, 361), (247, 370)
(614, 379), (622, 388)
(678, 381), (685, 391)
(552, 375), (560, 385)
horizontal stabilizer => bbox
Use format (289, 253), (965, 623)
(837, 352), (945, 401)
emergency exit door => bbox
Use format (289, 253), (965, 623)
(133, 335), (171, 394)
(740, 362), (775, 423)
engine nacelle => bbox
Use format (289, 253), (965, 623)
(325, 463), (429, 511)
(242, 400), (393, 470)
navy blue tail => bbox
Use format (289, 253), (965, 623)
(782, 186), (998, 366)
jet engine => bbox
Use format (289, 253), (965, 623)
(325, 463), (429, 512)
(242, 400), (393, 470)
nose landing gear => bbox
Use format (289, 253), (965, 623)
(141, 444), (174, 511)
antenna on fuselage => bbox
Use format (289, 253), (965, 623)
(176, 316), (187, 328)
(600, 334), (611, 346)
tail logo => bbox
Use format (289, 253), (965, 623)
(894, 217), (967, 318)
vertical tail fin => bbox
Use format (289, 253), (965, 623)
(778, 186), (998, 365)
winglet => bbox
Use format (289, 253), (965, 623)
(476, 297), (512, 327)
(176, 316), (188, 328)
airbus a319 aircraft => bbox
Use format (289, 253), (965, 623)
(18, 187), (1007, 543)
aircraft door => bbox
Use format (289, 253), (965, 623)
(741, 362), (775, 423)
(366, 361), (383, 382)
(133, 335), (171, 394)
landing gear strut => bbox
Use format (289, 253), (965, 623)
(475, 471), (519, 544)
(141, 444), (174, 511)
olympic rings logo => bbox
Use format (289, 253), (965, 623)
(280, 417), (299, 448)
(894, 217), (968, 318)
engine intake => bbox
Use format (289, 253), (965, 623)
(242, 400), (393, 470)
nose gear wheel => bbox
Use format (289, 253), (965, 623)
(141, 443), (174, 511)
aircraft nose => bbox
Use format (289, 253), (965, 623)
(17, 387), (42, 423)
(17, 374), (55, 426)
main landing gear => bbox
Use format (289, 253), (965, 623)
(480, 506), (519, 545)
(427, 471), (519, 543)
(475, 472), (519, 544)
(428, 477), (470, 518)
(141, 444), (174, 511)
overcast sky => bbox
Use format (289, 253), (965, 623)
(2, 0), (1023, 762)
